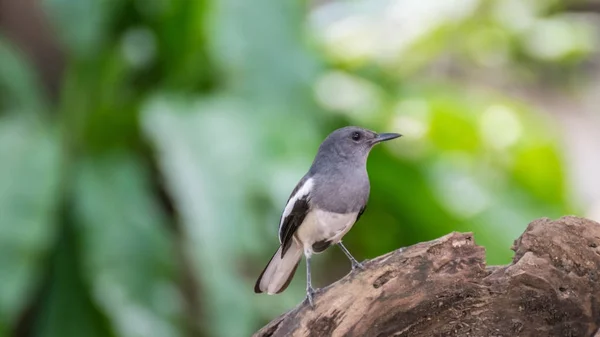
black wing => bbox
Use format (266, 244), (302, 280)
(279, 197), (309, 256)
(278, 177), (311, 256)
(356, 204), (367, 222)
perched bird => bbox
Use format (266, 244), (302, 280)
(254, 126), (401, 306)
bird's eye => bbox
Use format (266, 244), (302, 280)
(351, 132), (361, 141)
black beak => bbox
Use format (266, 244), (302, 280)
(373, 132), (402, 144)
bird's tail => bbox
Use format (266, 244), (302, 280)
(254, 241), (303, 294)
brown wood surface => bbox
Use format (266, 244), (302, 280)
(254, 216), (600, 337)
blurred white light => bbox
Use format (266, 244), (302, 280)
(493, 0), (536, 33)
(393, 99), (430, 139)
(587, 200), (600, 223)
(430, 158), (491, 218)
(311, 0), (479, 66)
(523, 18), (579, 61)
(393, 115), (427, 139)
(322, 15), (376, 63)
(121, 27), (157, 69)
(479, 105), (522, 150)
(314, 71), (381, 115)
(382, 0), (479, 62)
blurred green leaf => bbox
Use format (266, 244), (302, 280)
(0, 37), (46, 114)
(72, 154), (183, 337)
(429, 102), (479, 152)
(142, 95), (263, 337)
(512, 143), (565, 205)
(0, 115), (61, 327)
(58, 49), (141, 153)
(0, 0), (589, 336)
(35, 223), (115, 337)
(155, 0), (214, 89)
(42, 0), (123, 58)
(209, 0), (320, 106)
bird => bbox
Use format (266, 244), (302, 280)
(253, 126), (401, 306)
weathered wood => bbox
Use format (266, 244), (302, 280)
(254, 216), (600, 337)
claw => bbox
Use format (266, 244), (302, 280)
(306, 287), (316, 308)
(338, 242), (365, 272)
(351, 261), (365, 270)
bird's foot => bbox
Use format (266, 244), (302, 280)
(305, 286), (317, 308)
(351, 260), (365, 271)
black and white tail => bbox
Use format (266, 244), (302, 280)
(254, 241), (303, 294)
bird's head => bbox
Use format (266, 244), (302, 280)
(315, 126), (402, 164)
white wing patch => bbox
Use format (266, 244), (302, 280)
(278, 178), (313, 243)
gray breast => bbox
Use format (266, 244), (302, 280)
(310, 169), (370, 213)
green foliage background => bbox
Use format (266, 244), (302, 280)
(0, 0), (591, 336)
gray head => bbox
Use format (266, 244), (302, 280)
(311, 126), (401, 168)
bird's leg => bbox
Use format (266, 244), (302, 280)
(305, 254), (316, 307)
(338, 241), (364, 270)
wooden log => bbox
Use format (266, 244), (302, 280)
(254, 216), (600, 337)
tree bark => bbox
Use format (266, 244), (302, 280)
(254, 216), (600, 337)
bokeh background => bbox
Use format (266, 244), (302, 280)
(1, 0), (600, 336)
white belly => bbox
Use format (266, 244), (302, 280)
(294, 210), (358, 255)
